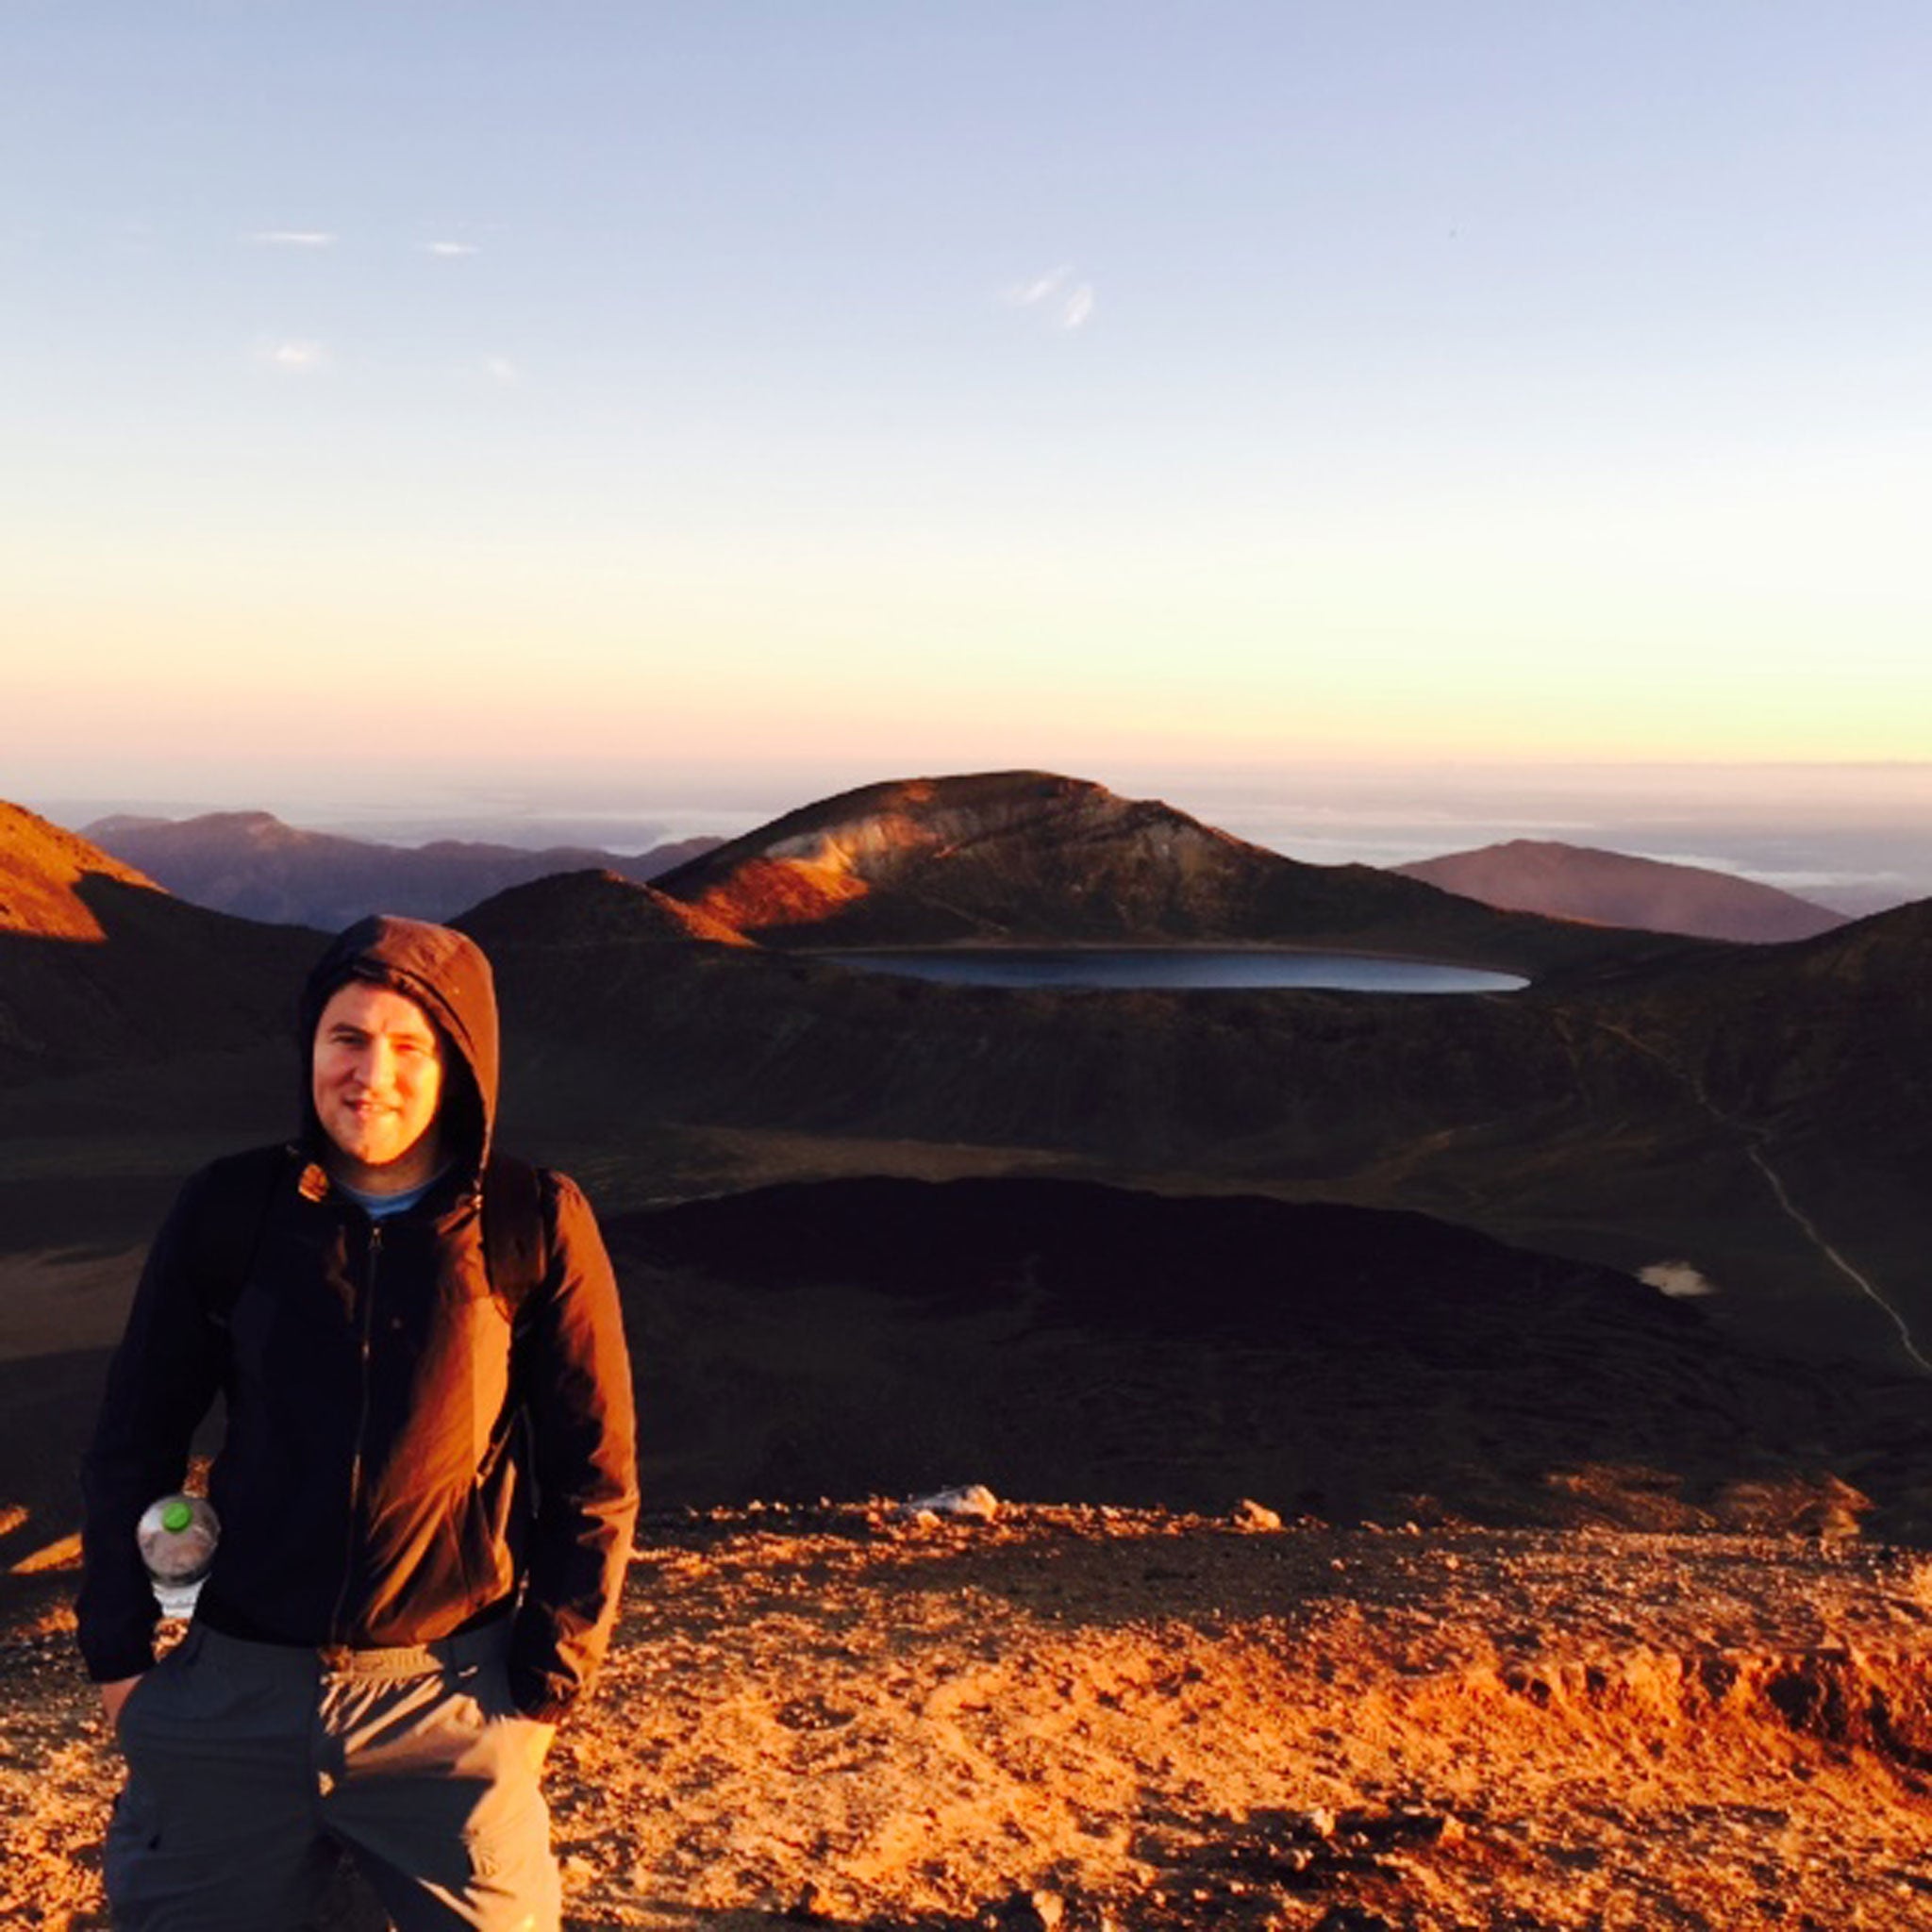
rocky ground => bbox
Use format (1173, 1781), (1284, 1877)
(5, 1503), (1932, 1931)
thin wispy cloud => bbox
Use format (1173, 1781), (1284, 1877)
(245, 230), (337, 249)
(1008, 265), (1074, 306)
(254, 338), (329, 374)
(1002, 264), (1096, 333)
(480, 355), (517, 384)
(425, 240), (479, 258)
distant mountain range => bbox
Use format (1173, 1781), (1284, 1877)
(65, 780), (1846, 950)
(82, 809), (721, 931)
(6, 774), (1930, 1381)
(1395, 839), (1847, 943)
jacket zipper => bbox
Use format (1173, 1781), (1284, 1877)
(328, 1220), (382, 1643)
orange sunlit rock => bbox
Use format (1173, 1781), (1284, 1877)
(0, 802), (162, 941)
(686, 854), (874, 935)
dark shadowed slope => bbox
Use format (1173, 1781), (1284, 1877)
(651, 771), (1695, 978)
(615, 1174), (1923, 1534)
(1594, 896), (1932, 1127)
(6, 1167), (1909, 1611)
(1563, 898), (1932, 1354)
(0, 804), (313, 1091)
(455, 869), (755, 951)
(83, 808), (721, 930)
(1397, 839), (1848, 943)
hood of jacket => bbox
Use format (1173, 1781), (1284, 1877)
(297, 913), (499, 1186)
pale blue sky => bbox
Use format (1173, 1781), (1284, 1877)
(6, 4), (1932, 812)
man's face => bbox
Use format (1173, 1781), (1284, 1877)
(310, 982), (445, 1178)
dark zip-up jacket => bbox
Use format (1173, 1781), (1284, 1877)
(77, 917), (639, 1724)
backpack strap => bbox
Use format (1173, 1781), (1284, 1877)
(186, 1143), (549, 1331)
(481, 1152), (550, 1329)
(188, 1144), (303, 1329)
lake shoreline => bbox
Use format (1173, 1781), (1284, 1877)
(816, 944), (1529, 994)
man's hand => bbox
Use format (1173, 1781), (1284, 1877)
(519, 1719), (557, 1775)
(100, 1674), (145, 1729)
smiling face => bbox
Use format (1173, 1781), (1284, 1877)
(310, 981), (447, 1192)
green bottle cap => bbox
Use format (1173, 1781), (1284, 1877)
(160, 1498), (194, 1533)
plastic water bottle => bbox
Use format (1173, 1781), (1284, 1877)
(136, 1494), (218, 1618)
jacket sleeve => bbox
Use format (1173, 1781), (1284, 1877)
(76, 1170), (229, 1683)
(507, 1172), (640, 1723)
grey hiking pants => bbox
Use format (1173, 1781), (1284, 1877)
(106, 1621), (560, 1932)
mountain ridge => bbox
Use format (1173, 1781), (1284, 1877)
(456, 869), (755, 951)
(652, 771), (1690, 977)
(1396, 838), (1848, 943)
(81, 808), (720, 931)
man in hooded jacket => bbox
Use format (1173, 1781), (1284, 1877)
(78, 914), (640, 1932)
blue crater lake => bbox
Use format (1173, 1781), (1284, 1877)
(829, 949), (1527, 994)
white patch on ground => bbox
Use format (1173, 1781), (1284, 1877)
(1640, 1260), (1721, 1299)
